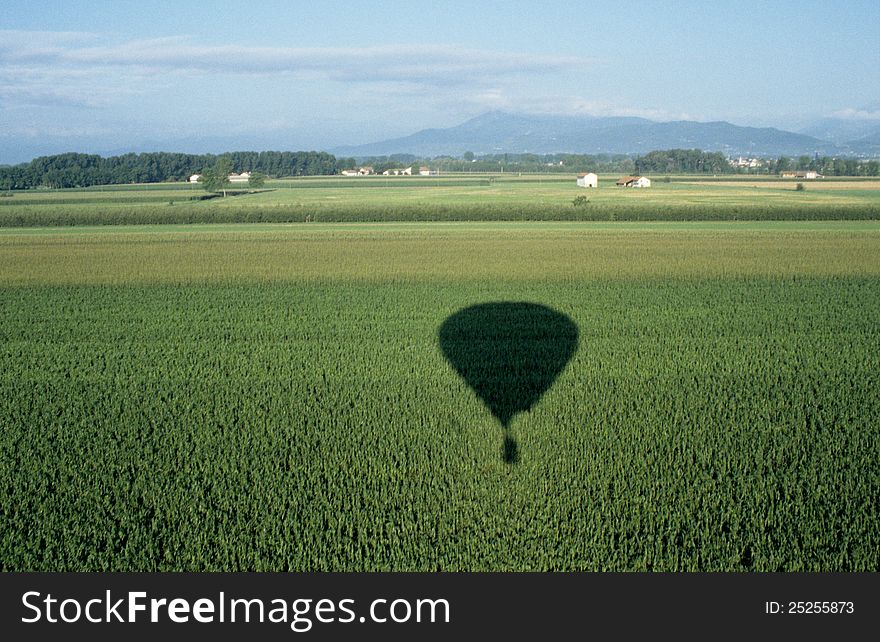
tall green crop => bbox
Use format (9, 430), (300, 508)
(1, 276), (877, 571)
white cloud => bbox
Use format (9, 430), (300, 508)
(545, 98), (696, 122)
(1, 29), (707, 126)
(0, 28), (722, 153)
(0, 84), (104, 109)
(0, 29), (100, 49)
(458, 89), (695, 122)
(830, 107), (880, 121)
(0, 31), (584, 86)
(0, 115), (121, 139)
(0, 62), (155, 109)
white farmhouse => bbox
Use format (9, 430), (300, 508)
(616, 175), (651, 188)
(341, 166), (375, 177)
(189, 174), (202, 183)
(382, 168), (403, 175)
(576, 172), (598, 188)
(781, 170), (822, 179)
(228, 172), (251, 183)
(382, 167), (414, 176)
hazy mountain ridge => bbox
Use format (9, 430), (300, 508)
(333, 111), (872, 158)
(4, 111), (879, 166)
(799, 118), (879, 145)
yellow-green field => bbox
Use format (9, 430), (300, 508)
(2, 175), (879, 226)
(1, 221), (879, 285)
(232, 175), (880, 208)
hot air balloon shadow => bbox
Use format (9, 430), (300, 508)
(438, 302), (579, 464)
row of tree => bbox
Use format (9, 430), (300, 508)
(634, 149), (732, 175)
(364, 150), (879, 177)
(621, 151), (878, 177)
(770, 155), (879, 176)
(0, 151), (338, 190)
(347, 153), (641, 175)
(198, 158), (265, 196)
(3, 149), (878, 190)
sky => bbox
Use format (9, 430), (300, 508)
(1, 0), (879, 163)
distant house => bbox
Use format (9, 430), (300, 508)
(781, 170), (821, 179)
(189, 174), (201, 183)
(340, 166), (375, 177)
(228, 172), (251, 183)
(576, 172), (598, 188)
(730, 157), (762, 169)
(616, 176), (651, 188)
(418, 166), (431, 176)
(358, 166), (416, 176)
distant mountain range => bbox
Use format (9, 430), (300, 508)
(4, 111), (878, 166)
(798, 118), (880, 145)
(332, 111), (880, 158)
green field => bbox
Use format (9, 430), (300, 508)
(1, 221), (878, 571)
(2, 174), (879, 225)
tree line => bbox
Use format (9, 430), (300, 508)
(770, 155), (879, 177)
(635, 150), (878, 176)
(344, 153), (640, 175)
(634, 149), (731, 174)
(0, 151), (338, 190)
(353, 150), (735, 175)
(3, 148), (877, 190)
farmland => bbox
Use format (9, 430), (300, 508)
(2, 174), (880, 225)
(1, 217), (878, 571)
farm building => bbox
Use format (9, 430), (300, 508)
(341, 166), (376, 177)
(381, 167), (414, 176)
(228, 172), (251, 183)
(188, 174), (201, 183)
(616, 176), (651, 188)
(730, 157), (762, 169)
(781, 170), (822, 179)
(576, 172), (598, 188)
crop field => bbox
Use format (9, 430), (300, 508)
(1, 221), (878, 571)
(1, 175), (879, 226)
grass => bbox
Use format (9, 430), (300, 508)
(1, 222), (878, 285)
(1, 176), (878, 226)
(1, 222), (878, 571)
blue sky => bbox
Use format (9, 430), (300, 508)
(1, 0), (878, 162)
